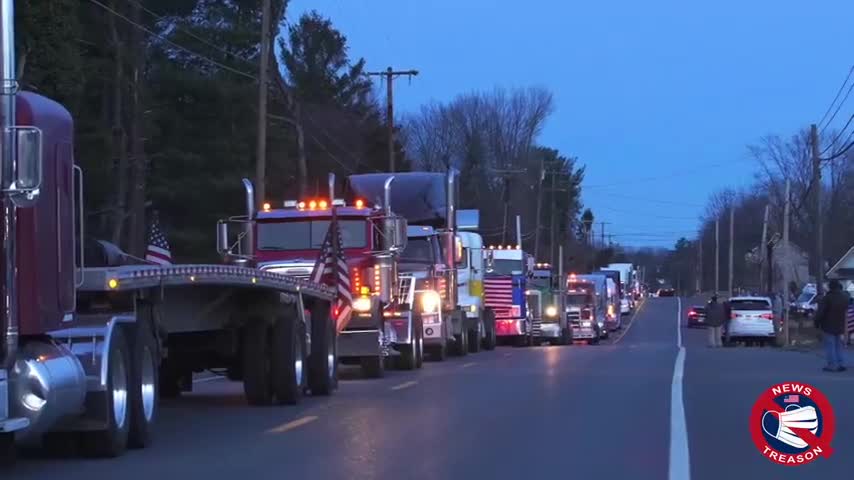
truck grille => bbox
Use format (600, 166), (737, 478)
(567, 310), (581, 325)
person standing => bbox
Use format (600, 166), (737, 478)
(706, 295), (725, 347)
(814, 279), (850, 372)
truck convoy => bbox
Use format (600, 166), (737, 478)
(1, 0), (338, 462)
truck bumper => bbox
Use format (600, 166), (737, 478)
(0, 369), (30, 433)
(495, 319), (526, 337)
(571, 324), (597, 339)
(338, 329), (389, 359)
(538, 323), (561, 338)
(422, 313), (446, 346)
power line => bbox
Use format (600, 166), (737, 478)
(817, 64), (854, 130)
(820, 113), (853, 155)
(819, 77), (854, 136)
(87, 0), (257, 80)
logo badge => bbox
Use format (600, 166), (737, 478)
(750, 382), (835, 465)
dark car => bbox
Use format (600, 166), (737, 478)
(658, 288), (676, 297)
(687, 305), (706, 327)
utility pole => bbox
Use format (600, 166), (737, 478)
(254, 0), (272, 206)
(782, 179), (791, 346)
(534, 159), (545, 260)
(493, 167), (527, 244)
(600, 222), (609, 248)
(367, 67), (419, 172)
(549, 171), (557, 263)
(715, 218), (720, 295)
(760, 204), (769, 291)
(810, 124), (824, 296)
(728, 207), (734, 297)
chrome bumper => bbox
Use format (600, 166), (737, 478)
(0, 368), (30, 433)
(538, 323), (561, 338)
(338, 329), (391, 359)
(422, 313), (445, 345)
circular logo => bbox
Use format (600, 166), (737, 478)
(750, 382), (835, 466)
(425, 327), (434, 336)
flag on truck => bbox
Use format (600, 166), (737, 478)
(310, 216), (353, 332)
(145, 211), (173, 266)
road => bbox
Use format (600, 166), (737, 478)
(7, 297), (853, 479)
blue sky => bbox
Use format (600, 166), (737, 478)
(288, 0), (853, 247)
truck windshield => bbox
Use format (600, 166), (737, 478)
(567, 293), (594, 305)
(401, 237), (434, 264)
(257, 219), (367, 250)
(487, 259), (523, 275)
(529, 276), (551, 289)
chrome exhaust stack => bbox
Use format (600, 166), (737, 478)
(1, 0), (17, 369)
(383, 176), (394, 216)
(242, 178), (255, 258)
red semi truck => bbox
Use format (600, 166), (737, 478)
(0, 1), (336, 464)
(216, 175), (419, 378)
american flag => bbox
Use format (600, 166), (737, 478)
(145, 212), (173, 266)
(783, 395), (800, 403)
(309, 216), (352, 333)
(847, 304), (854, 332)
(484, 276), (513, 318)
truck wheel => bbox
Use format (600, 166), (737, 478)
(128, 321), (159, 449)
(454, 328), (469, 356)
(557, 327), (573, 346)
(482, 310), (497, 351)
(414, 312), (424, 369)
(308, 302), (337, 396)
(468, 320), (482, 353)
(242, 317), (273, 406)
(0, 433), (15, 466)
(83, 327), (131, 457)
(361, 355), (385, 378)
(271, 315), (306, 405)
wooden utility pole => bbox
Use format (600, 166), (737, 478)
(810, 124), (824, 296)
(533, 159), (545, 260)
(782, 180), (791, 346)
(600, 222), (610, 248)
(367, 67), (419, 172)
(728, 207), (734, 297)
(760, 204), (770, 291)
(549, 172), (557, 263)
(255, 0), (272, 206)
(715, 218), (720, 295)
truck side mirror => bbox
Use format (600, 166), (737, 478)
(216, 221), (230, 254)
(379, 216), (407, 252)
(5, 126), (43, 206)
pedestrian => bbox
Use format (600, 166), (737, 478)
(705, 294), (725, 348)
(813, 279), (850, 372)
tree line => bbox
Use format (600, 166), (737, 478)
(17, 0), (587, 266)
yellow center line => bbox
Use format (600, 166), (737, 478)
(267, 415), (318, 434)
(390, 380), (418, 391)
(461, 362), (476, 368)
(613, 298), (647, 345)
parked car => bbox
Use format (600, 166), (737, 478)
(722, 296), (776, 346)
(687, 305), (707, 327)
(657, 288), (676, 297)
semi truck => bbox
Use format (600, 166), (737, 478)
(347, 171), (483, 360)
(484, 245), (533, 347)
(528, 257), (572, 345)
(0, 1), (337, 462)
(456, 227), (497, 352)
(216, 174), (414, 378)
(567, 274), (609, 343)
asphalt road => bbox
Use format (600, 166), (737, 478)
(7, 297), (853, 479)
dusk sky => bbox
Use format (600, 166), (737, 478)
(289, 0), (853, 248)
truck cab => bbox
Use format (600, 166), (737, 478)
(456, 230), (496, 352)
(528, 263), (572, 345)
(484, 245), (532, 347)
(567, 274), (609, 344)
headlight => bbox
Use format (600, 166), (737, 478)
(353, 296), (372, 312)
(545, 305), (558, 317)
(421, 290), (440, 314)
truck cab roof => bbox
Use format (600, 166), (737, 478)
(257, 206), (372, 220)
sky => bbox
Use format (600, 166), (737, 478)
(288, 0), (853, 248)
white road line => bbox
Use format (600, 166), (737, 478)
(669, 297), (690, 480)
(461, 362), (476, 368)
(390, 380), (418, 391)
(193, 375), (224, 384)
(267, 415), (318, 434)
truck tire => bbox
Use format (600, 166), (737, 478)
(397, 313), (418, 370)
(308, 302), (337, 396)
(242, 317), (273, 406)
(468, 319), (482, 353)
(482, 309), (497, 351)
(556, 327), (573, 346)
(414, 311), (424, 369)
(429, 341), (447, 362)
(453, 327), (469, 356)
(128, 320), (159, 449)
(271, 315), (306, 405)
(361, 355), (385, 378)
(83, 327), (131, 457)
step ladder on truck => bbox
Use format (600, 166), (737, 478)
(216, 174), (416, 378)
(0, 0), (337, 463)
